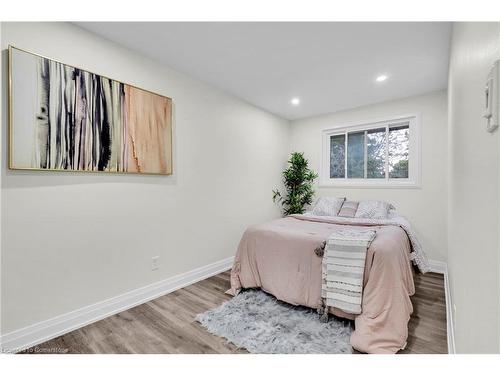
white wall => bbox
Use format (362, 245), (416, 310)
(447, 22), (500, 353)
(0, 22), (3, 340)
(0, 22), (290, 333)
(290, 91), (448, 262)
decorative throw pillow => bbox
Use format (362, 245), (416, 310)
(355, 200), (394, 219)
(312, 197), (346, 217)
(338, 200), (359, 218)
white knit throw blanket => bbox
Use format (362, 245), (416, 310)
(321, 228), (376, 315)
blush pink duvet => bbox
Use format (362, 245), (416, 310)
(227, 215), (416, 354)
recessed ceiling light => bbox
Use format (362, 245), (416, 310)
(291, 97), (300, 106)
(376, 75), (388, 83)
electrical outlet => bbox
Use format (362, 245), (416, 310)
(151, 256), (159, 271)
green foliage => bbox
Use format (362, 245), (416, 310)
(390, 159), (409, 178)
(273, 152), (318, 216)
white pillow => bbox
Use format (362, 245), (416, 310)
(311, 197), (346, 217)
(355, 200), (394, 219)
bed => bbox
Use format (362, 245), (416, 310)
(227, 213), (430, 354)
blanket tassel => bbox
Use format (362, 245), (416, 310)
(315, 241), (329, 323)
(319, 298), (329, 323)
(314, 241), (326, 257)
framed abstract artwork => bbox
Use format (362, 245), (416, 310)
(8, 46), (173, 175)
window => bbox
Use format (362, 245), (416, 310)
(321, 115), (420, 188)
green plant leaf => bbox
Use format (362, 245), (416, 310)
(272, 189), (282, 203)
(272, 152), (318, 217)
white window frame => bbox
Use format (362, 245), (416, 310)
(320, 114), (421, 188)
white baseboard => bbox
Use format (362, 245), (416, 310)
(0, 256), (234, 353)
(428, 259), (447, 274)
(427, 259), (456, 354)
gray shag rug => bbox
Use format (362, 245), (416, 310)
(196, 289), (353, 354)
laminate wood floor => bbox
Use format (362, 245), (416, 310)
(25, 270), (447, 354)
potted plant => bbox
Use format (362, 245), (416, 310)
(273, 152), (318, 216)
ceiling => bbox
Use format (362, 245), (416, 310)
(76, 22), (452, 120)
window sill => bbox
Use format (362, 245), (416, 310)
(319, 180), (421, 189)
